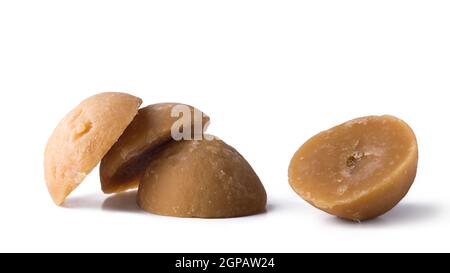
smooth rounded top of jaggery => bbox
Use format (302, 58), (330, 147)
(137, 137), (267, 218)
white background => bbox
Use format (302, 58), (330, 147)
(0, 1), (449, 253)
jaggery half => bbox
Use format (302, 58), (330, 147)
(137, 137), (267, 218)
(288, 115), (418, 221)
(100, 103), (210, 193)
(44, 92), (142, 205)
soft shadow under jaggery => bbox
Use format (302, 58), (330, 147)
(102, 190), (143, 213)
(326, 202), (440, 227)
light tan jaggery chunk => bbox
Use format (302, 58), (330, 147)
(137, 137), (267, 218)
(100, 103), (210, 194)
(44, 92), (142, 205)
(288, 115), (418, 221)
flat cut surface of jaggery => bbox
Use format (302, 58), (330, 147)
(289, 115), (418, 221)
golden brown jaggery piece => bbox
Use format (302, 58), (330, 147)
(137, 137), (267, 218)
(100, 103), (210, 194)
(44, 92), (142, 205)
(288, 115), (418, 221)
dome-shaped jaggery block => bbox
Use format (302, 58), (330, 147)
(100, 103), (210, 194)
(288, 115), (418, 221)
(137, 137), (267, 218)
(44, 92), (142, 205)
